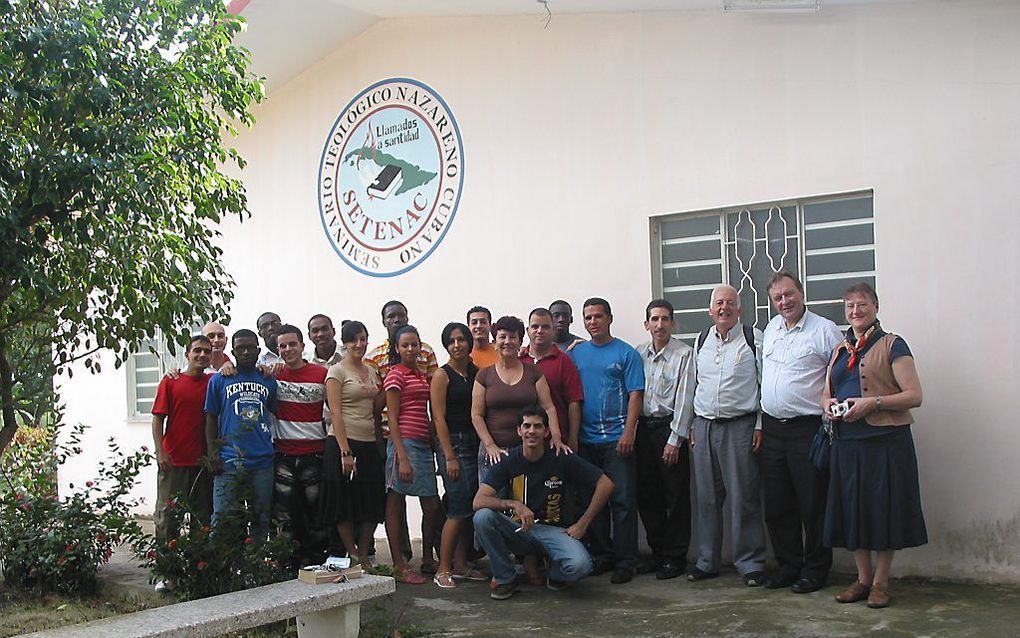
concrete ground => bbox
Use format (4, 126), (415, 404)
(98, 523), (1020, 637)
(363, 564), (1020, 638)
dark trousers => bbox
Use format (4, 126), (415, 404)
(273, 452), (329, 566)
(635, 416), (691, 561)
(760, 414), (832, 580)
(579, 441), (638, 571)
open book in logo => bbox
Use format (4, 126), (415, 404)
(367, 164), (403, 200)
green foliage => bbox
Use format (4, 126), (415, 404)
(0, 422), (148, 595)
(134, 487), (295, 601)
(0, 0), (264, 451)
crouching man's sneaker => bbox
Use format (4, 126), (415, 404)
(490, 581), (519, 600)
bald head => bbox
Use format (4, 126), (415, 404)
(709, 285), (741, 333)
(202, 321), (228, 354)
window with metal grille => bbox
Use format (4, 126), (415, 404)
(650, 191), (875, 341)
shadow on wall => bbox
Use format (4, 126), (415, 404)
(942, 510), (1020, 572)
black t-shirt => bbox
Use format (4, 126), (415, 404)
(482, 446), (604, 527)
(442, 362), (478, 434)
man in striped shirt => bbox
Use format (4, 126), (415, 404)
(273, 324), (329, 567)
(365, 300), (438, 381)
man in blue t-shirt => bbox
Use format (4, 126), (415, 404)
(205, 329), (278, 543)
(569, 297), (645, 584)
(474, 406), (614, 600)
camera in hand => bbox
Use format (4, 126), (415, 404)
(831, 400), (850, 418)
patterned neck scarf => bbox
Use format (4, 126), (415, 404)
(844, 322), (879, 369)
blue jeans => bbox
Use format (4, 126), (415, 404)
(578, 441), (638, 570)
(435, 431), (480, 519)
(473, 508), (593, 585)
(213, 463), (274, 543)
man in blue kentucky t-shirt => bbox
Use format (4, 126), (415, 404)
(569, 297), (644, 584)
(205, 329), (278, 542)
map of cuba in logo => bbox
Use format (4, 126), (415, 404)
(318, 78), (465, 277)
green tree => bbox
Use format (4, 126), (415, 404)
(0, 0), (264, 453)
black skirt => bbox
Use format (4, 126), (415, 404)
(320, 437), (385, 526)
(823, 425), (928, 551)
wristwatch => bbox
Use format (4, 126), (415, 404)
(875, 396), (883, 410)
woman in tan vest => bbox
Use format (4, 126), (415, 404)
(821, 282), (926, 609)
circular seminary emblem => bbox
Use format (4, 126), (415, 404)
(317, 78), (465, 277)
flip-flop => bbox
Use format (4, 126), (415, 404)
(452, 568), (488, 581)
(433, 571), (457, 588)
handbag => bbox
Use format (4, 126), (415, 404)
(809, 418), (835, 471)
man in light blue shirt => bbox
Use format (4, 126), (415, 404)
(689, 285), (768, 587)
(760, 272), (844, 594)
(570, 297), (644, 584)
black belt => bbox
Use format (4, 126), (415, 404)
(702, 412), (757, 424)
(762, 413), (821, 424)
(640, 415), (673, 427)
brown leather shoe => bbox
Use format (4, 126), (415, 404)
(867, 584), (891, 608)
(835, 581), (870, 603)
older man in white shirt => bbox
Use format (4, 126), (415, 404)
(688, 285), (768, 587)
(760, 272), (844, 594)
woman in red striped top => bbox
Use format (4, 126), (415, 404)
(384, 325), (442, 584)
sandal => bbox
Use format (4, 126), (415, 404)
(433, 571), (457, 588)
(453, 568), (487, 581)
(393, 566), (428, 585)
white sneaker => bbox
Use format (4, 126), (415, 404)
(154, 579), (171, 593)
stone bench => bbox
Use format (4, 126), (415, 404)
(18, 575), (395, 638)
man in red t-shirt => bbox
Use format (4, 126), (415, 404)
(520, 308), (587, 528)
(151, 335), (214, 542)
(273, 324), (329, 566)
(520, 308), (585, 449)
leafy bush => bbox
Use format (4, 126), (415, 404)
(134, 482), (295, 601)
(0, 423), (147, 595)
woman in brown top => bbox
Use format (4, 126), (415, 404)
(471, 315), (569, 480)
(822, 283), (925, 609)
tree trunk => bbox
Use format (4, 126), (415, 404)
(0, 335), (19, 456)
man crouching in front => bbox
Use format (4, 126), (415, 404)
(473, 405), (614, 600)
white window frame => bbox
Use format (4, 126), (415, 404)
(125, 328), (190, 420)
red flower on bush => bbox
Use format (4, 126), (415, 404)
(147, 550), (157, 560)
(85, 481), (94, 487)
(243, 536), (253, 545)
(167, 539), (177, 551)
(201, 525), (211, 534)
(197, 561), (208, 571)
